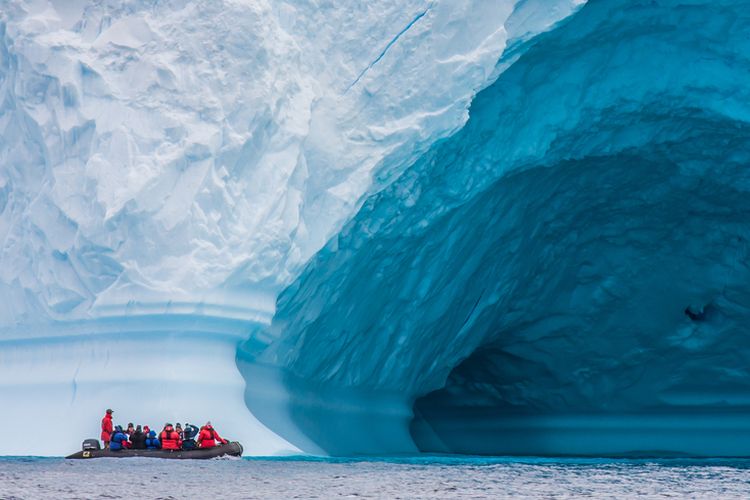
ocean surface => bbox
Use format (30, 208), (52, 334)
(2, 456), (750, 499)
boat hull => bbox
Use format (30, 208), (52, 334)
(66, 442), (243, 459)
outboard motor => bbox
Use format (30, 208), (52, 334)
(82, 439), (101, 451)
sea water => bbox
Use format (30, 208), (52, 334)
(1, 456), (750, 499)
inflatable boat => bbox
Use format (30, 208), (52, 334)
(66, 440), (243, 459)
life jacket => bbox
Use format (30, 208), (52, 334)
(160, 427), (181, 450)
(198, 427), (223, 447)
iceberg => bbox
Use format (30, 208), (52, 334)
(0, 0), (581, 455)
(4, 0), (748, 458)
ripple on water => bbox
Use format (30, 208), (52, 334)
(0, 457), (749, 499)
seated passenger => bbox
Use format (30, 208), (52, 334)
(126, 423), (135, 436)
(197, 422), (228, 448)
(109, 425), (131, 451)
(160, 423), (182, 450)
(175, 423), (183, 440)
(181, 423), (199, 450)
(144, 430), (161, 449)
(130, 425), (147, 449)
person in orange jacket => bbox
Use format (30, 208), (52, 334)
(197, 422), (228, 448)
(160, 423), (182, 450)
(100, 409), (114, 448)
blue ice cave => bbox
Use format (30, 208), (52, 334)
(243, 0), (750, 456)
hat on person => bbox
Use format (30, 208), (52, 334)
(106, 409), (113, 414)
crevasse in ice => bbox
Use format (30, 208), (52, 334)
(0, 0), (581, 455)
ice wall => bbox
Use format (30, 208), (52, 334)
(0, 0), (581, 321)
(260, 0), (750, 456)
(0, 0), (582, 455)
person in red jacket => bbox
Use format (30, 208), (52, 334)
(197, 422), (228, 448)
(100, 409), (114, 448)
(159, 423), (182, 450)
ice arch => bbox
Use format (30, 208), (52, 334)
(251, 0), (750, 456)
(0, 0), (581, 455)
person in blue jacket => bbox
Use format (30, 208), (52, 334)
(145, 430), (161, 449)
(181, 423), (200, 450)
(109, 426), (131, 451)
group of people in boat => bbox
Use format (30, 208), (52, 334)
(100, 409), (228, 451)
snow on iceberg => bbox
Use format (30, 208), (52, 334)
(0, 0), (581, 455)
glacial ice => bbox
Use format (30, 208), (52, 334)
(0, 0), (582, 455)
(256, 0), (750, 456)
(5, 0), (748, 458)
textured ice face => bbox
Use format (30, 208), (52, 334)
(261, 0), (750, 455)
(0, 0), (581, 323)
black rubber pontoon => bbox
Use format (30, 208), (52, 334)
(66, 442), (243, 459)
